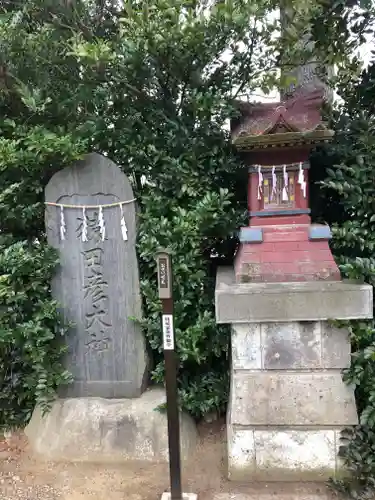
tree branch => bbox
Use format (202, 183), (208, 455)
(232, 17), (259, 100)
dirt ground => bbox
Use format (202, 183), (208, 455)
(0, 419), (339, 500)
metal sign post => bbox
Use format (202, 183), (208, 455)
(156, 249), (182, 500)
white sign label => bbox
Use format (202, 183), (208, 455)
(162, 314), (174, 350)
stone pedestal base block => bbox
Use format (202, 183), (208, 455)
(231, 372), (357, 427)
(25, 388), (197, 463)
(227, 372), (356, 482)
(215, 268), (373, 324)
(228, 427), (342, 481)
(215, 267), (373, 482)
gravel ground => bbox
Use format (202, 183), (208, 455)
(1, 420), (224, 500)
(0, 421), (340, 500)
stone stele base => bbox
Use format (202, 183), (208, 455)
(215, 267), (373, 482)
(25, 387), (197, 463)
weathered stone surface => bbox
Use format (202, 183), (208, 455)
(25, 388), (197, 463)
(228, 428), (338, 482)
(232, 321), (351, 371)
(321, 323), (351, 369)
(45, 153), (148, 398)
(262, 322), (320, 370)
(215, 267), (373, 324)
(254, 430), (336, 481)
(232, 325), (261, 370)
(231, 372), (358, 426)
(227, 427), (256, 479)
(214, 489), (337, 500)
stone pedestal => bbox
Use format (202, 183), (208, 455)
(25, 388), (197, 463)
(216, 268), (373, 481)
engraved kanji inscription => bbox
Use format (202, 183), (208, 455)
(76, 210), (107, 243)
(82, 247), (112, 352)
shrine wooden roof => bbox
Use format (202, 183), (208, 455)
(231, 89), (334, 151)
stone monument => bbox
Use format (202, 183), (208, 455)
(215, 91), (373, 480)
(26, 153), (197, 462)
(45, 152), (147, 398)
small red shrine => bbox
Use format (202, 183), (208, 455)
(232, 89), (340, 283)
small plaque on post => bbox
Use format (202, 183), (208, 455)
(156, 250), (172, 299)
(162, 314), (174, 350)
